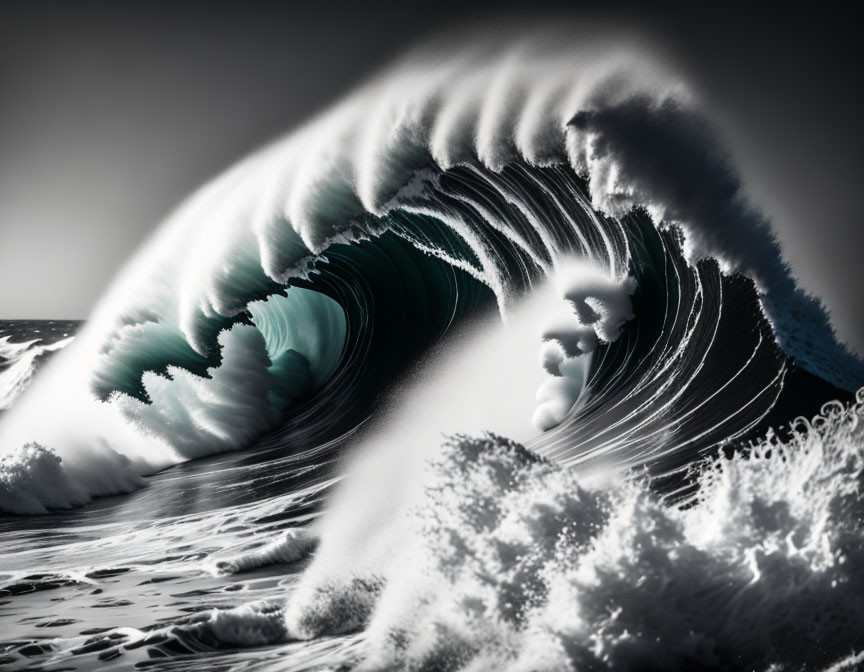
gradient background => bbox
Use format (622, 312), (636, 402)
(1, 1), (861, 352)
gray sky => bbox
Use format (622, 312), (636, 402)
(1, 1), (862, 352)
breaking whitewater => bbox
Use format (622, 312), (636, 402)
(1, 33), (863, 672)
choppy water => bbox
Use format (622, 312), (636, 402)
(0, 321), (79, 412)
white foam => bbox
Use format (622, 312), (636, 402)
(534, 261), (635, 431)
(206, 601), (288, 647)
(0, 441), (144, 514)
(213, 528), (318, 575)
(285, 393), (864, 670)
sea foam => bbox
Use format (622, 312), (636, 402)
(534, 260), (636, 431)
(281, 392), (864, 670)
(0, 442), (144, 515)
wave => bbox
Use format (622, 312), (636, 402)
(0, 28), (863, 672)
(0, 37), (860, 515)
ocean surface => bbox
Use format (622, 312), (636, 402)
(1, 35), (864, 672)
(1, 323), (352, 670)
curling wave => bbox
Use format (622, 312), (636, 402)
(0, 36), (860, 519)
(1, 28), (863, 672)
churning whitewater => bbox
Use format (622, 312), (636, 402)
(1, 31), (863, 672)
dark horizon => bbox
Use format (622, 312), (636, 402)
(1, 1), (862, 351)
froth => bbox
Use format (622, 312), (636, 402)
(283, 393), (864, 670)
(534, 260), (636, 431)
(0, 442), (144, 514)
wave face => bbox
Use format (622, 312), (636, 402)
(0, 32), (863, 672)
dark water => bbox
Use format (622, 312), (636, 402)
(0, 320), (82, 415)
(0, 320), (82, 346)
